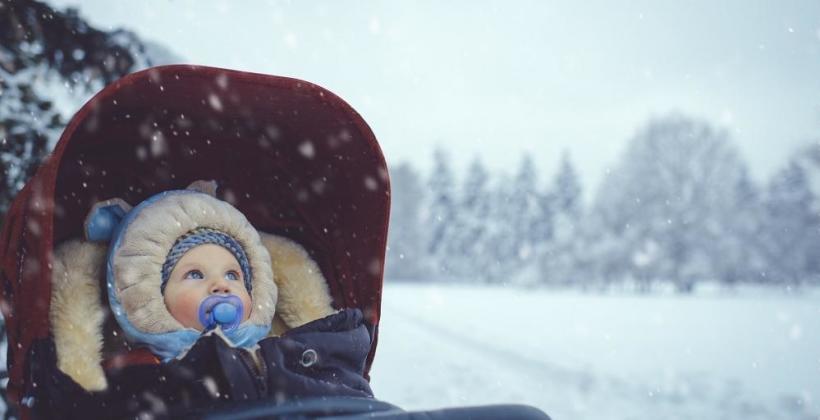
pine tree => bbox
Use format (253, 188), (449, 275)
(760, 156), (820, 286)
(385, 162), (428, 281)
(449, 156), (491, 280)
(426, 148), (458, 278)
(712, 167), (765, 286)
(488, 155), (540, 285)
(552, 151), (582, 217)
(483, 173), (515, 283)
(514, 155), (539, 258)
(540, 151), (583, 287)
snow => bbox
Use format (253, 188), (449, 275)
(298, 141), (316, 159)
(370, 282), (820, 420)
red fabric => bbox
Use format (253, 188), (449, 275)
(0, 65), (390, 414)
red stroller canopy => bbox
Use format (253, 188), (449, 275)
(0, 65), (390, 406)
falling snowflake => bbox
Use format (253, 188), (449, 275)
(208, 93), (223, 111)
(299, 141), (315, 159)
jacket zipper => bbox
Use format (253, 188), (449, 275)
(238, 347), (268, 397)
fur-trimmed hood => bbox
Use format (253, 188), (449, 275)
(84, 181), (277, 360)
(50, 182), (336, 391)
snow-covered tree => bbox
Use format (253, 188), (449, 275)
(593, 114), (751, 292)
(479, 156), (542, 285)
(575, 213), (627, 290)
(425, 148), (459, 278)
(447, 156), (492, 280)
(0, 0), (180, 217)
(552, 151), (583, 217)
(385, 162), (429, 281)
(0, 64), (62, 214)
(759, 147), (820, 286)
(540, 152), (583, 287)
(480, 173), (515, 283)
(711, 167), (766, 286)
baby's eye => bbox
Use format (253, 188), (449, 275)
(184, 270), (204, 280)
(225, 271), (239, 281)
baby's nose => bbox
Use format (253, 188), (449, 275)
(210, 283), (231, 295)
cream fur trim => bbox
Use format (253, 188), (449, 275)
(269, 315), (290, 337)
(113, 192), (277, 333)
(50, 240), (108, 391)
(259, 232), (336, 329)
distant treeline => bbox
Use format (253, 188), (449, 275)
(386, 114), (820, 292)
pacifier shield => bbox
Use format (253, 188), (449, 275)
(198, 295), (244, 331)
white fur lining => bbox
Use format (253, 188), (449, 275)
(259, 232), (336, 329)
(49, 240), (108, 391)
(113, 192), (277, 333)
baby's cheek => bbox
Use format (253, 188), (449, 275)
(241, 294), (253, 321)
(168, 292), (205, 329)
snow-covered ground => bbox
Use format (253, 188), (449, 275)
(370, 282), (820, 420)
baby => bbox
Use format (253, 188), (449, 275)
(85, 180), (278, 361)
(46, 179), (375, 418)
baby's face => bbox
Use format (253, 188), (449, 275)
(163, 244), (252, 330)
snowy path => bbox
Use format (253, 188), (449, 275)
(369, 283), (820, 420)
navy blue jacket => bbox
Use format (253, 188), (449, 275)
(30, 309), (373, 419)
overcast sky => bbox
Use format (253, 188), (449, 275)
(48, 0), (820, 198)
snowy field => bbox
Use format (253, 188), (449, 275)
(370, 282), (820, 420)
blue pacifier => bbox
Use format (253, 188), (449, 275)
(198, 294), (244, 331)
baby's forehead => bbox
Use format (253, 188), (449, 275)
(178, 243), (241, 265)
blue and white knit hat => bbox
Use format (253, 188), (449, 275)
(160, 227), (253, 294)
(84, 181), (278, 361)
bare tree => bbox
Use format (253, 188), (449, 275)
(593, 114), (751, 292)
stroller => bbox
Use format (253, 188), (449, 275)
(0, 65), (549, 419)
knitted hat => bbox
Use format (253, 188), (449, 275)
(84, 180), (277, 361)
(160, 227), (253, 294)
